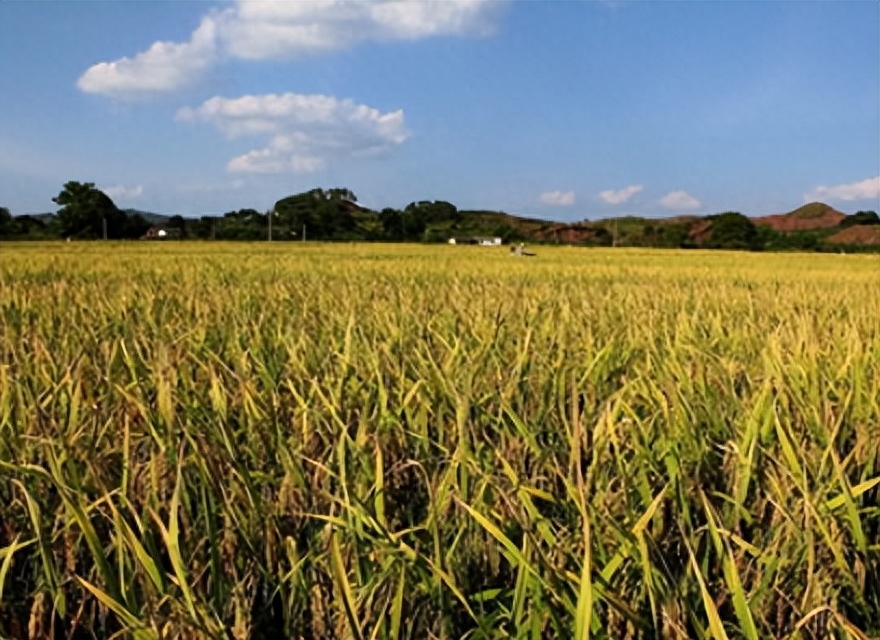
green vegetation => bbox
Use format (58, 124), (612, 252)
(703, 212), (761, 250)
(1, 207), (60, 241)
(2, 184), (878, 252)
(273, 189), (362, 241)
(839, 211), (880, 228)
(1, 243), (878, 639)
(51, 181), (150, 240)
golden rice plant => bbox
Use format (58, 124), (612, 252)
(0, 241), (878, 639)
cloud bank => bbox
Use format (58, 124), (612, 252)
(539, 190), (576, 206)
(804, 176), (880, 203)
(177, 92), (409, 173)
(78, 0), (505, 98)
(599, 184), (642, 204)
(658, 190), (701, 210)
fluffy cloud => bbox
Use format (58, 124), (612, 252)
(539, 190), (576, 206)
(224, 1), (502, 59)
(177, 92), (409, 174)
(103, 184), (143, 201)
(78, 1), (504, 97)
(658, 190), (701, 210)
(804, 176), (880, 203)
(598, 184), (642, 205)
(78, 16), (218, 97)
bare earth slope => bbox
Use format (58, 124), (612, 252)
(754, 202), (846, 232)
(826, 225), (880, 246)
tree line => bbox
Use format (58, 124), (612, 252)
(2, 181), (878, 251)
(0, 182), (474, 243)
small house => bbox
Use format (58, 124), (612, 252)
(448, 236), (502, 246)
(142, 227), (182, 240)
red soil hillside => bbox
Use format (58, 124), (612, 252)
(754, 202), (845, 232)
(826, 225), (880, 246)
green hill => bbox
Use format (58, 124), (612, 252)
(786, 202), (845, 219)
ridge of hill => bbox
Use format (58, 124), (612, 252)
(826, 225), (880, 246)
(753, 202), (846, 231)
(123, 209), (171, 225)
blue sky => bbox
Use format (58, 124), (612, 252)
(1, 1), (878, 220)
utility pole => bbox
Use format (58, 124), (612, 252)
(268, 210), (272, 242)
(102, 216), (107, 240)
(302, 223), (306, 243)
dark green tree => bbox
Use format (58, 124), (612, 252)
(123, 213), (151, 239)
(705, 212), (761, 250)
(193, 215), (219, 239)
(0, 206), (15, 236)
(273, 188), (359, 240)
(404, 200), (459, 224)
(402, 209), (427, 239)
(167, 215), (188, 237)
(52, 182), (127, 239)
(840, 211), (880, 227)
(379, 208), (405, 241)
(658, 223), (692, 248)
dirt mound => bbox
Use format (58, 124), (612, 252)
(826, 225), (880, 246)
(754, 202), (845, 232)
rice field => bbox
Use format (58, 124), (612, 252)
(1, 241), (878, 640)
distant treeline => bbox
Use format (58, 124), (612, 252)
(2, 182), (878, 251)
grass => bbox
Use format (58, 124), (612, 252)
(1, 242), (878, 639)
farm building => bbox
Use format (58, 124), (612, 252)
(142, 227), (182, 240)
(447, 236), (503, 246)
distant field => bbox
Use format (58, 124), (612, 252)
(1, 242), (878, 639)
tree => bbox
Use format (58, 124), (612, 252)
(404, 200), (459, 224)
(658, 223), (691, 248)
(0, 206), (15, 236)
(705, 212), (760, 250)
(379, 208), (404, 241)
(840, 211), (880, 228)
(123, 213), (151, 239)
(192, 216), (219, 239)
(215, 209), (266, 240)
(53, 181), (126, 239)
(167, 215), (188, 237)
(273, 188), (359, 240)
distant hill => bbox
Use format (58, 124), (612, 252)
(753, 202), (846, 232)
(501, 203), (876, 250)
(123, 209), (170, 226)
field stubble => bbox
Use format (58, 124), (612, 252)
(0, 242), (878, 639)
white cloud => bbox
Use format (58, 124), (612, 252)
(103, 184), (143, 201)
(78, 15), (219, 97)
(539, 190), (576, 206)
(598, 184), (642, 204)
(177, 92), (409, 174)
(804, 176), (880, 203)
(224, 1), (502, 59)
(658, 190), (701, 210)
(77, 1), (504, 97)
